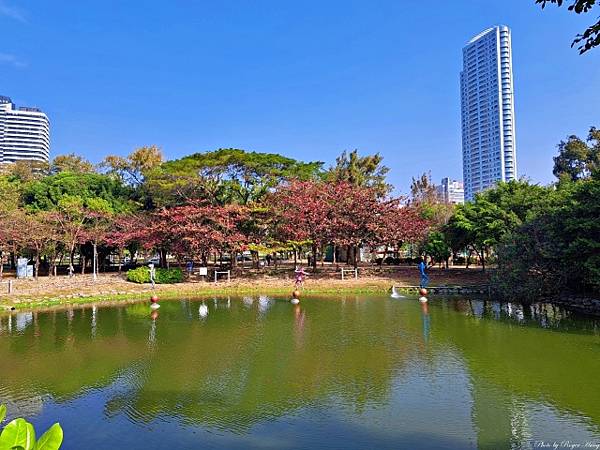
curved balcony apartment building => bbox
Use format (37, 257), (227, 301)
(460, 25), (517, 201)
(0, 96), (50, 164)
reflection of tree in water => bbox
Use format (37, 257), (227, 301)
(438, 298), (600, 440)
(0, 298), (416, 432)
(1, 296), (600, 438)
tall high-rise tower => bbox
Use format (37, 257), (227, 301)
(460, 25), (516, 201)
(0, 96), (50, 165)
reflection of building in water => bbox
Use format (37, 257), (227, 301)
(472, 383), (531, 449)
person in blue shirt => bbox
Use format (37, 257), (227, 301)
(418, 257), (429, 288)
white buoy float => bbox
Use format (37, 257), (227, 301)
(150, 295), (160, 309)
(291, 289), (301, 304)
(419, 296), (428, 303)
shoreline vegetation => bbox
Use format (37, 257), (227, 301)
(0, 136), (598, 315)
(0, 267), (489, 312)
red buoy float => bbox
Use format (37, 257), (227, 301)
(419, 288), (428, 297)
(150, 295), (159, 303)
(292, 290), (301, 299)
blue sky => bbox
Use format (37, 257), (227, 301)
(1, 0), (599, 194)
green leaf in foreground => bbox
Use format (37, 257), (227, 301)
(34, 423), (63, 450)
(0, 405), (6, 423)
(0, 418), (35, 450)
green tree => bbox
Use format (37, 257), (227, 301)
(536, 0), (600, 53)
(149, 148), (324, 206)
(102, 146), (163, 186)
(327, 149), (391, 196)
(0, 177), (21, 213)
(0, 160), (48, 182)
(445, 181), (551, 271)
(423, 231), (451, 268)
(494, 175), (600, 298)
(553, 127), (600, 181)
(50, 153), (95, 174)
(410, 172), (438, 205)
(22, 172), (133, 212)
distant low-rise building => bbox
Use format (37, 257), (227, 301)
(0, 95), (50, 164)
(436, 177), (465, 204)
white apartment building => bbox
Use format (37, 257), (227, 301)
(460, 25), (517, 200)
(0, 95), (50, 164)
(436, 177), (465, 204)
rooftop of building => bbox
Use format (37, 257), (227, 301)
(466, 25), (509, 45)
(0, 95), (44, 113)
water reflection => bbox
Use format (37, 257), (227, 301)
(0, 296), (599, 449)
(198, 302), (209, 319)
(421, 301), (430, 344)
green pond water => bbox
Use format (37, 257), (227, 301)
(1, 295), (600, 450)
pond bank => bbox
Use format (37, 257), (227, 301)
(0, 269), (490, 312)
(542, 294), (600, 317)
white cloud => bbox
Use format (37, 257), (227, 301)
(0, 53), (26, 68)
(0, 1), (25, 22)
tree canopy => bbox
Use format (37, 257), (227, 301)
(553, 126), (600, 181)
(327, 149), (391, 196)
(536, 0), (600, 53)
(151, 148), (324, 206)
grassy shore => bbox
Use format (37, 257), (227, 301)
(0, 267), (489, 312)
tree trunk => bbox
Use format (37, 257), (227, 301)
(48, 253), (55, 277)
(69, 247), (75, 277)
(34, 251), (40, 280)
(81, 254), (86, 275)
(478, 248), (486, 272)
(93, 242), (98, 281)
(311, 243), (318, 270)
(160, 248), (167, 268)
(118, 248), (123, 273)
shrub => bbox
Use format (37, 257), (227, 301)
(156, 267), (184, 283)
(127, 266), (150, 283)
(126, 267), (184, 284)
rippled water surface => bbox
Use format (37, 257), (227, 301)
(1, 295), (600, 449)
